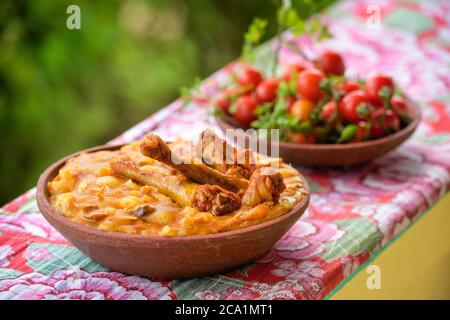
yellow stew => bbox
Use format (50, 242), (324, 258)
(48, 142), (306, 236)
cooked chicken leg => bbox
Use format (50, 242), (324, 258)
(140, 134), (248, 192)
(242, 167), (286, 207)
(197, 129), (235, 169)
(110, 157), (241, 216)
(191, 184), (242, 216)
(198, 129), (256, 179)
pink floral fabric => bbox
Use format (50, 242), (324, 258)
(0, 0), (449, 300)
(0, 270), (173, 300)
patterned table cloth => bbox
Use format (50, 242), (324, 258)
(1, 0), (449, 300)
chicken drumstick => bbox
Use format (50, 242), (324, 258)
(140, 134), (248, 192)
(242, 167), (286, 207)
(198, 129), (256, 179)
(110, 157), (241, 216)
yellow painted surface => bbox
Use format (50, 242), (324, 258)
(330, 193), (450, 300)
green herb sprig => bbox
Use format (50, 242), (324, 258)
(242, 18), (269, 63)
(180, 77), (202, 108)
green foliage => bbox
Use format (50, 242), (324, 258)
(242, 18), (268, 62)
(252, 81), (300, 140)
(180, 77), (201, 108)
(337, 124), (358, 143)
(0, 0), (335, 205)
(241, 0), (334, 75)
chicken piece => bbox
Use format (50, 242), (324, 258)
(197, 129), (235, 168)
(226, 148), (257, 180)
(110, 157), (192, 207)
(110, 157), (242, 215)
(198, 129), (256, 179)
(192, 184), (242, 216)
(242, 167), (286, 207)
(140, 134), (248, 192)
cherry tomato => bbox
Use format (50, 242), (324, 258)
(340, 81), (359, 94)
(308, 134), (317, 143)
(365, 75), (394, 104)
(370, 110), (384, 139)
(289, 99), (315, 121)
(285, 131), (307, 144)
(339, 90), (373, 123)
(236, 67), (263, 89)
(255, 78), (279, 103)
(371, 109), (400, 134)
(371, 109), (383, 121)
(320, 101), (337, 121)
(233, 95), (258, 127)
(297, 68), (325, 101)
(352, 122), (368, 142)
(391, 96), (408, 113)
(216, 93), (230, 112)
(370, 123), (384, 139)
(384, 109), (401, 131)
(216, 87), (238, 113)
(282, 62), (308, 82)
(319, 50), (345, 75)
(373, 102), (385, 110)
(284, 95), (297, 109)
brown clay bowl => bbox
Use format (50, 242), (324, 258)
(216, 98), (421, 167)
(36, 144), (310, 279)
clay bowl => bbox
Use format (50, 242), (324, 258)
(216, 98), (421, 167)
(37, 144), (310, 279)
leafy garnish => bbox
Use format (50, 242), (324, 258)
(180, 77), (202, 108)
(212, 107), (226, 118)
(242, 18), (269, 63)
(241, 0), (333, 75)
(379, 86), (393, 104)
(337, 124), (357, 143)
(251, 80), (301, 140)
(379, 86), (411, 125)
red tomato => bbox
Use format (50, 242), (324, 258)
(320, 101), (336, 121)
(233, 95), (258, 127)
(365, 75), (394, 104)
(216, 88), (238, 113)
(340, 81), (359, 94)
(339, 90), (373, 123)
(371, 109), (383, 121)
(371, 109), (400, 134)
(391, 96), (408, 113)
(282, 63), (308, 82)
(319, 50), (345, 75)
(297, 68), (325, 101)
(284, 95), (297, 109)
(255, 78), (279, 103)
(236, 67), (263, 89)
(289, 99), (315, 121)
(285, 132), (307, 144)
(352, 122), (368, 142)
(370, 123), (384, 139)
(307, 132), (317, 143)
(370, 110), (385, 138)
(385, 109), (401, 131)
(373, 102), (385, 110)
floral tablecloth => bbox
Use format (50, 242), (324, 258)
(1, 0), (449, 300)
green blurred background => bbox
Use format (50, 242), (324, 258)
(0, 0), (334, 205)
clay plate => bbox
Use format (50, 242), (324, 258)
(37, 144), (310, 279)
(216, 98), (421, 166)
